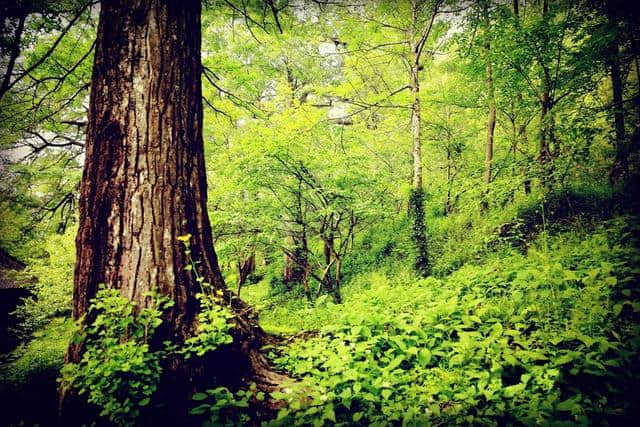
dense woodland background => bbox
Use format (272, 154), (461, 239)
(1, 0), (640, 425)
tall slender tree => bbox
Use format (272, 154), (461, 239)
(407, 0), (442, 276)
(481, 0), (496, 208)
(606, 0), (627, 183)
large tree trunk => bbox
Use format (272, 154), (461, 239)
(408, 55), (429, 275)
(408, 1), (423, 191)
(60, 1), (283, 423)
(410, 62), (423, 191)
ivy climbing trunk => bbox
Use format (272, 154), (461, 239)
(406, 0), (432, 277)
(60, 1), (283, 423)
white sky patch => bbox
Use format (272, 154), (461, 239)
(328, 102), (348, 120)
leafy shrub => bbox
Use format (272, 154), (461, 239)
(190, 385), (255, 426)
(246, 271), (264, 285)
(428, 208), (489, 277)
(59, 236), (237, 425)
(59, 287), (236, 425)
(181, 292), (233, 359)
(342, 215), (413, 279)
(265, 216), (640, 425)
(59, 288), (173, 426)
(267, 274), (309, 300)
(489, 186), (618, 251)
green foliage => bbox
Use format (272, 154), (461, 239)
(1, 317), (72, 386)
(12, 229), (75, 339)
(264, 217), (640, 425)
(177, 234), (234, 359)
(341, 215), (413, 280)
(0, 318), (73, 426)
(181, 292), (233, 359)
(190, 386), (252, 426)
(0, 152), (82, 260)
(57, 285), (235, 425)
(57, 237), (237, 425)
(425, 185), (621, 278)
(0, 2), (92, 258)
(409, 188), (430, 277)
(59, 288), (173, 425)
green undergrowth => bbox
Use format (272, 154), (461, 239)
(427, 185), (622, 277)
(243, 215), (640, 425)
(0, 317), (72, 426)
(1, 214), (638, 425)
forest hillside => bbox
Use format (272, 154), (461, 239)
(1, 0), (639, 425)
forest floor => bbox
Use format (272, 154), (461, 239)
(1, 214), (639, 425)
(241, 215), (640, 424)
(0, 317), (71, 426)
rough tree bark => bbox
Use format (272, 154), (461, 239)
(59, 1), (284, 424)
